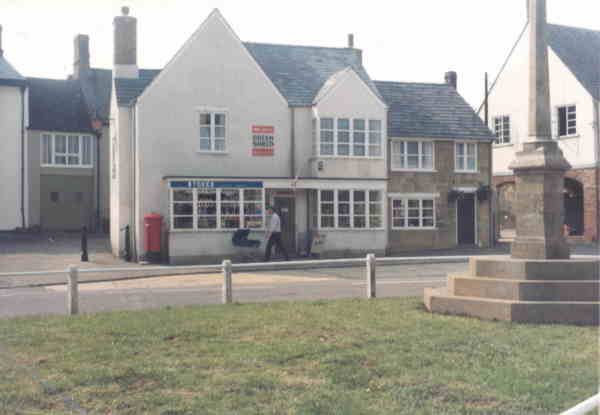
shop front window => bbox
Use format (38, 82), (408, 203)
(171, 187), (264, 231)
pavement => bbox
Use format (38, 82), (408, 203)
(0, 232), (597, 318)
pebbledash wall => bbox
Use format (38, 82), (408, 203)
(488, 23), (600, 241)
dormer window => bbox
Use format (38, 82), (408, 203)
(318, 117), (383, 158)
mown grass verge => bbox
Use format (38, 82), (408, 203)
(0, 297), (597, 414)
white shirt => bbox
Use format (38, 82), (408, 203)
(268, 212), (281, 233)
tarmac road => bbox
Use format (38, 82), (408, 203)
(0, 263), (462, 318)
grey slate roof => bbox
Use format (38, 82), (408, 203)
(114, 69), (161, 105)
(27, 77), (94, 133)
(0, 55), (25, 86)
(374, 81), (495, 141)
(244, 42), (382, 106)
(78, 68), (113, 123)
(547, 24), (600, 100)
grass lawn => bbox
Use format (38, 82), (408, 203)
(0, 297), (597, 415)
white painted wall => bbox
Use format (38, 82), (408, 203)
(312, 70), (388, 179)
(110, 84), (134, 256)
(132, 11), (290, 258)
(0, 85), (23, 230)
(489, 29), (597, 175)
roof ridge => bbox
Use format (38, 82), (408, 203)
(374, 80), (447, 87)
(549, 23), (600, 34)
(27, 76), (77, 83)
(244, 41), (357, 52)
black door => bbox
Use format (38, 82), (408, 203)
(457, 193), (476, 245)
(274, 197), (296, 255)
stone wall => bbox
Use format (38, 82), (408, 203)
(388, 140), (492, 252)
(493, 167), (598, 241)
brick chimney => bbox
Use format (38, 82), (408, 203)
(73, 34), (90, 79)
(346, 33), (362, 64)
(445, 71), (457, 90)
(113, 6), (138, 78)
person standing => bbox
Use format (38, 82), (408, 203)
(264, 206), (289, 262)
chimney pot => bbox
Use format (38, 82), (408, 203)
(122, 6), (130, 16)
(347, 33), (354, 48)
(445, 71), (458, 90)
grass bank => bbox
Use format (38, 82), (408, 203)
(0, 297), (596, 414)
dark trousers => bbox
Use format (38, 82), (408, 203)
(264, 232), (289, 261)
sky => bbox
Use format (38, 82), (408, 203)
(2, 0), (599, 110)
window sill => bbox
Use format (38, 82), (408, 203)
(315, 156), (385, 160)
(493, 143), (513, 148)
(391, 227), (437, 231)
(41, 164), (93, 169)
(318, 228), (385, 231)
(197, 151), (229, 155)
(390, 168), (437, 173)
(170, 228), (265, 233)
(556, 135), (580, 140)
(454, 170), (479, 174)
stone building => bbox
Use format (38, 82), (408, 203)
(488, 22), (600, 242)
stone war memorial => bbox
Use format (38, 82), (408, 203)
(425, 0), (600, 325)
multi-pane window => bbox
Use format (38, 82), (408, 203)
(41, 133), (93, 167)
(199, 111), (226, 152)
(455, 142), (477, 172)
(392, 198), (436, 229)
(171, 188), (264, 231)
(391, 140), (434, 170)
(493, 116), (511, 144)
(557, 105), (576, 137)
(318, 117), (383, 158)
(319, 189), (383, 229)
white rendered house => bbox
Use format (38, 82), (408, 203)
(487, 22), (600, 241)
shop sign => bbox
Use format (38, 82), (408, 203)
(252, 125), (274, 156)
(170, 181), (263, 189)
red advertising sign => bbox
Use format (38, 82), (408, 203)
(252, 125), (275, 156)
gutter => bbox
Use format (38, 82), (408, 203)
(290, 108), (295, 178)
(96, 130), (101, 232)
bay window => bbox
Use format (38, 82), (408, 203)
(171, 187), (265, 231)
(392, 198), (436, 229)
(391, 140), (434, 170)
(41, 133), (93, 167)
(318, 117), (383, 158)
(319, 189), (383, 229)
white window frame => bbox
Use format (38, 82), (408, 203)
(40, 133), (94, 168)
(556, 104), (577, 138)
(170, 187), (265, 232)
(454, 142), (478, 173)
(317, 117), (383, 159)
(493, 115), (511, 144)
(317, 189), (384, 230)
(390, 139), (435, 171)
(391, 197), (436, 230)
(197, 108), (228, 153)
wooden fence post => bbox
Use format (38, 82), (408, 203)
(222, 260), (233, 304)
(68, 265), (79, 315)
(366, 254), (376, 299)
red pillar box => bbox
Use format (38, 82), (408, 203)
(144, 213), (163, 262)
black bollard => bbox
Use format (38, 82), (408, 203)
(81, 226), (88, 262)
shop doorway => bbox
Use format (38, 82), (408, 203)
(274, 196), (296, 255)
(457, 193), (476, 245)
